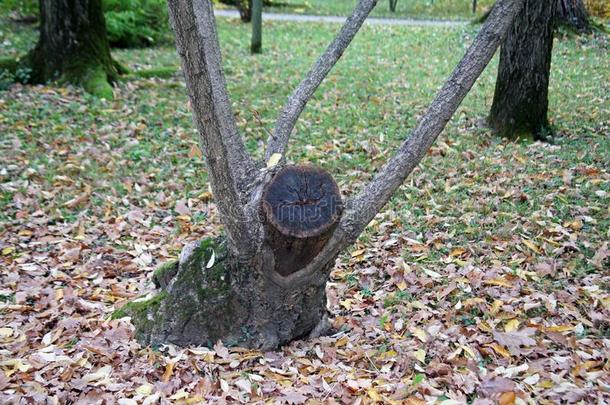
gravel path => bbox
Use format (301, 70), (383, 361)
(214, 9), (468, 27)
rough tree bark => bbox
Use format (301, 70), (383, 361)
(251, 0), (262, 53)
(489, 0), (557, 141)
(14, 0), (123, 98)
(114, 0), (526, 350)
(556, 0), (591, 33)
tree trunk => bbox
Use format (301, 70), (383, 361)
(251, 0), (262, 53)
(114, 0), (525, 350)
(489, 0), (557, 141)
(556, 0), (591, 33)
(237, 0), (252, 22)
(389, 0), (398, 13)
(24, 0), (120, 98)
(116, 165), (342, 349)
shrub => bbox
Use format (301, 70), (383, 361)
(584, 0), (610, 19)
(103, 0), (171, 48)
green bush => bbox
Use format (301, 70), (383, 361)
(103, 0), (171, 48)
(0, 0), (171, 49)
(0, 0), (37, 18)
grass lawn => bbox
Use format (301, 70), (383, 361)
(233, 0), (496, 20)
(1, 15), (609, 403)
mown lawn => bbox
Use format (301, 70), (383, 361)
(1, 16), (609, 403)
(230, 0), (496, 20)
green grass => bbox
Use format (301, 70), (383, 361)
(255, 0), (495, 20)
(1, 13), (609, 403)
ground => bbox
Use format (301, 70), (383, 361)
(216, 0), (496, 20)
(1, 13), (609, 404)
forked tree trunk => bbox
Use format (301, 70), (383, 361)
(489, 0), (557, 141)
(556, 0), (591, 33)
(120, 166), (341, 348)
(114, 0), (526, 350)
(24, 0), (121, 98)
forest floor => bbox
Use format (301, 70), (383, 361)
(1, 15), (609, 405)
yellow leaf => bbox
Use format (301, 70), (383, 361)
(340, 299), (353, 310)
(522, 239), (540, 254)
(198, 191), (213, 202)
(266, 153), (282, 168)
(162, 362), (174, 383)
(414, 349), (426, 363)
(2, 247), (14, 256)
(0, 327), (13, 339)
(422, 268), (442, 278)
(504, 319), (520, 332)
(351, 249), (365, 257)
(170, 389), (189, 400)
(538, 380), (554, 388)
(545, 325), (573, 333)
(450, 247), (466, 257)
(490, 299), (503, 315)
(490, 344), (511, 358)
(396, 280), (407, 291)
(478, 321), (493, 333)
(367, 388), (382, 402)
(484, 278), (513, 288)
(461, 345), (476, 358)
(411, 328), (427, 343)
(136, 383), (153, 395)
(0, 359), (31, 376)
(499, 391), (516, 405)
(335, 336), (348, 347)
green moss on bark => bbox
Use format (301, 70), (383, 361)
(152, 259), (179, 289)
(111, 291), (169, 342)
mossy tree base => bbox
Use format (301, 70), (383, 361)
(0, 0), (125, 98)
(114, 237), (333, 350)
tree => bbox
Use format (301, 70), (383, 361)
(556, 0), (591, 33)
(389, 0), (398, 12)
(489, 0), (557, 141)
(251, 0), (262, 53)
(1, 0), (124, 98)
(114, 0), (526, 350)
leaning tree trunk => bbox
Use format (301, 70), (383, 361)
(556, 0), (591, 33)
(489, 0), (557, 141)
(25, 0), (121, 98)
(113, 0), (525, 350)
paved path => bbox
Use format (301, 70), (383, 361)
(214, 9), (467, 27)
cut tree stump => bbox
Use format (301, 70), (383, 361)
(114, 165), (342, 349)
(262, 165), (342, 276)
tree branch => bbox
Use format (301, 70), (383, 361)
(273, 0), (526, 285)
(266, 0), (379, 161)
(168, 0), (260, 257)
(341, 0), (526, 239)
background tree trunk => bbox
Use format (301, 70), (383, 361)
(556, 0), (591, 33)
(251, 0), (262, 53)
(25, 0), (120, 98)
(237, 0), (253, 22)
(489, 0), (557, 141)
(389, 0), (398, 13)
